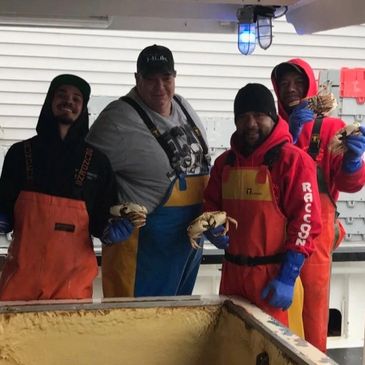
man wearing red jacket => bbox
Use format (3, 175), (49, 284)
(203, 83), (321, 328)
(271, 58), (365, 352)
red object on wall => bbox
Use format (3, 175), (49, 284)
(340, 68), (365, 104)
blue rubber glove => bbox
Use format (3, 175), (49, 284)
(204, 225), (229, 249)
(101, 218), (134, 245)
(342, 126), (365, 173)
(261, 251), (305, 310)
(0, 212), (12, 234)
(289, 101), (315, 143)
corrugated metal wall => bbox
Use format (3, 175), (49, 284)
(1, 19), (365, 151)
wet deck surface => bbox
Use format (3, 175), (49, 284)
(327, 348), (363, 365)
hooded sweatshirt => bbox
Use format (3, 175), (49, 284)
(271, 58), (365, 202)
(204, 117), (321, 256)
(0, 75), (116, 238)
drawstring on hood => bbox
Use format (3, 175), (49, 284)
(36, 74), (91, 144)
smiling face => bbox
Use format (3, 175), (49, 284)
(277, 71), (309, 112)
(135, 72), (176, 117)
(235, 112), (275, 149)
(51, 84), (84, 125)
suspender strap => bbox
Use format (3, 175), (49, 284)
(122, 95), (209, 169)
(225, 251), (284, 266)
(316, 165), (338, 212)
(263, 142), (286, 169)
(307, 116), (337, 209)
(122, 96), (180, 167)
(308, 116), (323, 160)
(224, 150), (236, 166)
(316, 165), (330, 195)
(24, 140), (33, 184)
(75, 147), (94, 187)
(23, 141), (93, 189)
(224, 142), (286, 169)
(173, 95), (209, 155)
(121, 96), (161, 138)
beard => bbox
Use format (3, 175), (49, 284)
(54, 115), (76, 126)
(239, 130), (268, 156)
(245, 130), (266, 146)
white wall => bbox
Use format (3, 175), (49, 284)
(1, 19), (365, 151)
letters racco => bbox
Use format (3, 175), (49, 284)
(295, 182), (313, 246)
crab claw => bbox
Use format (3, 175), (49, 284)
(110, 202), (148, 228)
(187, 211), (238, 249)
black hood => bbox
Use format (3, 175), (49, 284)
(36, 74), (91, 144)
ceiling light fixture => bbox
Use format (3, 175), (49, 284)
(236, 6), (287, 55)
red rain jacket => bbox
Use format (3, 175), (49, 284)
(204, 117), (321, 257)
(271, 58), (365, 201)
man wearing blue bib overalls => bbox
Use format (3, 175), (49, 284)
(86, 45), (210, 297)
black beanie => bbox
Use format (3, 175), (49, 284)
(234, 83), (278, 123)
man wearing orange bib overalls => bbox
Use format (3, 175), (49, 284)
(203, 83), (322, 328)
(271, 59), (365, 352)
(0, 74), (133, 301)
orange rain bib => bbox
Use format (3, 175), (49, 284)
(220, 165), (303, 331)
(0, 191), (97, 301)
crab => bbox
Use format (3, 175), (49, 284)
(187, 211), (238, 249)
(329, 122), (362, 155)
(110, 202), (148, 228)
(289, 83), (338, 116)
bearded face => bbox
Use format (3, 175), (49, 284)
(235, 112), (275, 153)
(51, 85), (84, 125)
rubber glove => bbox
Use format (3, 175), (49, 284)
(342, 126), (365, 173)
(101, 218), (134, 245)
(204, 225), (229, 249)
(261, 251), (305, 310)
(0, 212), (12, 234)
(289, 101), (315, 143)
